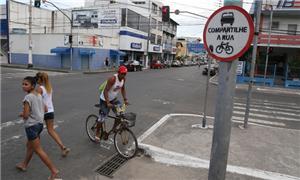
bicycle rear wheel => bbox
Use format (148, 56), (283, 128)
(86, 114), (101, 142)
(114, 128), (138, 158)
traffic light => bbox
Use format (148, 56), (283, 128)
(268, 47), (273, 54)
(68, 35), (73, 44)
(162, 6), (170, 22)
(34, 0), (41, 7)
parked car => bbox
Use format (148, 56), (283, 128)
(151, 60), (164, 69)
(171, 60), (181, 67)
(163, 60), (171, 68)
(124, 60), (143, 71)
(202, 63), (219, 76)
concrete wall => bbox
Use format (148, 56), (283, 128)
(9, 34), (111, 70)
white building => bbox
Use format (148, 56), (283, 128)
(2, 0), (171, 70)
(239, 0), (300, 88)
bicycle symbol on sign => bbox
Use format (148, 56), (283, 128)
(216, 41), (234, 55)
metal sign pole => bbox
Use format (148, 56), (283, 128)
(208, 1), (242, 179)
(243, 0), (262, 129)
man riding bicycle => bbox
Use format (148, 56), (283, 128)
(95, 65), (129, 141)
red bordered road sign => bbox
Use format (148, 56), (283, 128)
(203, 6), (254, 62)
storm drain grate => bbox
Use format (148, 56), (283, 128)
(95, 153), (129, 178)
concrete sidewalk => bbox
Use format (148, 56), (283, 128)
(0, 63), (116, 74)
(91, 114), (300, 180)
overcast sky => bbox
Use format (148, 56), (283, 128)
(1, 0), (253, 39)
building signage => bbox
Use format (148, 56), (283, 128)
(131, 42), (142, 49)
(203, 6), (254, 62)
(236, 61), (244, 75)
(99, 9), (119, 27)
(277, 0), (300, 9)
(153, 46), (160, 51)
(187, 43), (205, 54)
(72, 9), (99, 28)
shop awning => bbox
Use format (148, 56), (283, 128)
(79, 49), (96, 56)
(50, 47), (70, 54)
(110, 50), (126, 57)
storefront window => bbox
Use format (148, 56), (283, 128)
(288, 24), (297, 35)
(157, 35), (162, 45)
(139, 15), (149, 33)
(151, 18), (157, 29)
(127, 9), (139, 29)
(158, 21), (162, 31)
(121, 8), (126, 26)
(150, 33), (156, 44)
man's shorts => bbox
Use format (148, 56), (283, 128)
(44, 112), (54, 121)
(98, 98), (121, 122)
(25, 123), (43, 141)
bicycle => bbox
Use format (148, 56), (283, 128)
(85, 104), (138, 158)
(216, 41), (234, 55)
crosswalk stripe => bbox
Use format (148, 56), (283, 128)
(233, 106), (300, 117)
(234, 97), (298, 106)
(233, 111), (299, 122)
(232, 116), (286, 126)
(234, 102), (300, 113)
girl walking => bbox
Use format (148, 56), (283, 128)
(36, 72), (70, 157)
(16, 76), (60, 180)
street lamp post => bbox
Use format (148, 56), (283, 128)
(42, 0), (73, 71)
(263, 4), (273, 86)
(174, 10), (210, 129)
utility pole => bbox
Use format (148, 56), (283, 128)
(43, 0), (73, 70)
(263, 4), (273, 86)
(145, 0), (151, 69)
(28, 0), (33, 68)
(243, 0), (262, 129)
(6, 0), (11, 64)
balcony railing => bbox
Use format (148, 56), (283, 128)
(258, 33), (300, 46)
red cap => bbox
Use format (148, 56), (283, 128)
(118, 66), (128, 74)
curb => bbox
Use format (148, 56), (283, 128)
(209, 74), (300, 95)
(1, 64), (70, 73)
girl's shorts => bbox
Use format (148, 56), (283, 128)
(44, 112), (54, 120)
(25, 123), (43, 141)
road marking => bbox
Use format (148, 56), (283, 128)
(233, 106), (300, 116)
(234, 97), (298, 106)
(1, 125), (59, 144)
(232, 116), (286, 126)
(233, 111), (299, 122)
(152, 99), (174, 105)
(234, 102), (300, 113)
(139, 143), (300, 180)
(256, 87), (300, 96)
(0, 119), (23, 129)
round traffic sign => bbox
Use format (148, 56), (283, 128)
(203, 6), (254, 62)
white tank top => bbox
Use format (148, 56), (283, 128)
(100, 74), (124, 101)
(40, 85), (54, 113)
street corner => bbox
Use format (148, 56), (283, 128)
(137, 113), (300, 180)
(137, 113), (215, 162)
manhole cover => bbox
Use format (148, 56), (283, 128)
(95, 153), (129, 178)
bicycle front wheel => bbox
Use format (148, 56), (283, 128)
(114, 128), (138, 158)
(86, 114), (100, 142)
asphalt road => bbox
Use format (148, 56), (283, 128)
(1, 66), (299, 180)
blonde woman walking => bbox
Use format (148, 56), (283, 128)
(36, 72), (70, 157)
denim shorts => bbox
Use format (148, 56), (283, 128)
(98, 98), (121, 122)
(25, 123), (43, 141)
(44, 112), (54, 120)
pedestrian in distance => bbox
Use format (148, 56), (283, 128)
(16, 76), (60, 180)
(35, 72), (70, 157)
(104, 57), (109, 71)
